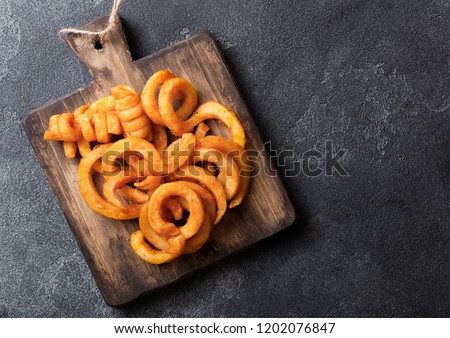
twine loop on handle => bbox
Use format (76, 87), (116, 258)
(58, 0), (123, 40)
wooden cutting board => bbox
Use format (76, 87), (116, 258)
(21, 16), (295, 306)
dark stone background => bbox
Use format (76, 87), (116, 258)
(1, 0), (450, 317)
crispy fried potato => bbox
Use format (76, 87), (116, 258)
(152, 124), (168, 152)
(112, 85), (153, 140)
(63, 141), (77, 159)
(44, 112), (81, 142)
(46, 70), (253, 266)
(102, 168), (147, 216)
(167, 165), (227, 224)
(141, 70), (177, 126)
(189, 147), (241, 201)
(160, 98), (246, 148)
(158, 77), (198, 134)
(130, 229), (185, 265)
(78, 143), (140, 220)
(85, 96), (115, 118)
(175, 181), (216, 254)
(195, 135), (251, 208)
(194, 122), (210, 137)
(102, 134), (195, 176)
(148, 182), (205, 239)
(142, 71), (198, 127)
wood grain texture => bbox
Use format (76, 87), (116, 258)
(21, 16), (295, 306)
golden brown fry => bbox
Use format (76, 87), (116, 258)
(78, 143), (140, 220)
(160, 98), (246, 147)
(85, 96), (115, 119)
(141, 70), (198, 126)
(91, 111), (111, 143)
(189, 101), (246, 147)
(112, 85), (153, 140)
(152, 124), (168, 152)
(44, 112), (81, 142)
(130, 202), (185, 264)
(141, 70), (176, 125)
(175, 181), (216, 254)
(101, 134), (194, 176)
(158, 77), (198, 134)
(195, 135), (251, 208)
(148, 182), (205, 239)
(102, 168), (146, 217)
(189, 147), (240, 201)
(77, 137), (92, 157)
(194, 122), (210, 137)
(116, 185), (149, 204)
(63, 141), (77, 159)
(167, 165), (227, 224)
(131, 181), (215, 265)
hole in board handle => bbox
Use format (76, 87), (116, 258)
(94, 38), (104, 50)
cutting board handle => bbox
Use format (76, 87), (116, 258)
(61, 16), (137, 88)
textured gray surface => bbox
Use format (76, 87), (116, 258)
(1, 0), (450, 317)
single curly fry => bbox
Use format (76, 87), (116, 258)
(148, 182), (205, 240)
(142, 71), (198, 126)
(152, 124), (168, 152)
(131, 184), (194, 264)
(194, 122), (210, 137)
(158, 77), (198, 134)
(44, 105), (89, 142)
(187, 101), (246, 148)
(102, 168), (146, 217)
(130, 229), (185, 265)
(78, 143), (139, 220)
(91, 112), (111, 143)
(63, 141), (77, 159)
(195, 135), (251, 208)
(85, 96), (115, 119)
(101, 134), (194, 176)
(44, 112), (81, 142)
(141, 70), (176, 125)
(77, 137), (92, 157)
(101, 137), (162, 176)
(174, 181), (216, 254)
(144, 184), (184, 222)
(167, 165), (227, 224)
(129, 172), (183, 220)
(112, 85), (153, 140)
(131, 201), (185, 264)
(116, 185), (149, 204)
(163, 133), (196, 174)
(106, 111), (123, 135)
(189, 147), (240, 201)
(160, 95), (245, 148)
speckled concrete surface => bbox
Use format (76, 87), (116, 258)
(2, 0), (450, 317)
